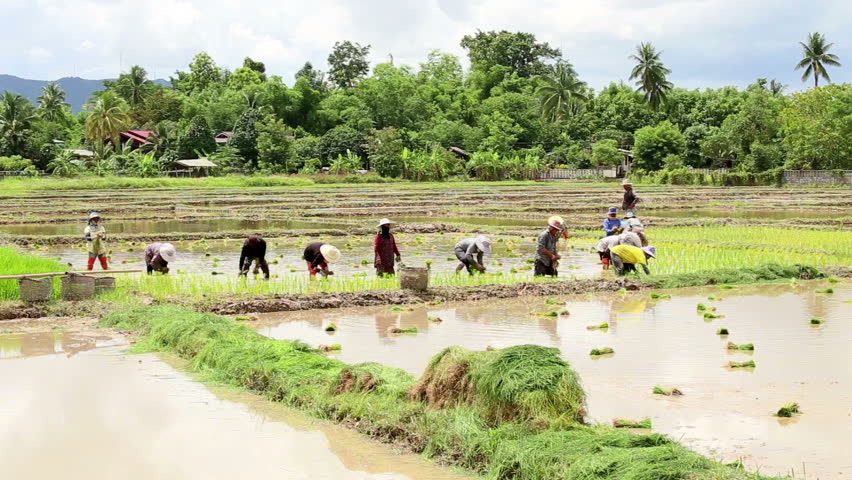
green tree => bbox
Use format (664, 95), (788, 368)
(354, 63), (427, 129)
(782, 84), (852, 169)
(242, 57), (266, 76)
(110, 65), (154, 106)
(795, 32), (841, 87)
(177, 115), (216, 159)
(589, 83), (659, 140)
(230, 109), (265, 167)
(460, 30), (560, 77)
(257, 118), (294, 173)
(295, 62), (328, 92)
(591, 139), (622, 167)
(171, 52), (225, 93)
(629, 42), (673, 110)
(633, 121), (686, 171)
(46, 150), (80, 177)
(318, 125), (365, 161)
(327, 41), (371, 89)
(366, 127), (405, 177)
(0, 92), (37, 156)
(535, 61), (588, 123)
(84, 91), (130, 145)
(36, 83), (69, 123)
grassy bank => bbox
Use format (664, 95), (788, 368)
(102, 305), (778, 480)
(0, 246), (64, 300)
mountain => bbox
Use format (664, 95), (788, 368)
(0, 74), (170, 113)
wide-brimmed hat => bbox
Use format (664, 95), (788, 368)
(642, 246), (656, 258)
(608, 207), (618, 215)
(622, 179), (633, 186)
(548, 215), (565, 230)
(378, 218), (395, 227)
(159, 243), (177, 263)
(320, 244), (342, 263)
(624, 211), (636, 218)
(474, 235), (492, 255)
(89, 212), (102, 220)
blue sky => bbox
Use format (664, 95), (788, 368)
(1, 0), (848, 91)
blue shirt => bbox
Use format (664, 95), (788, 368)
(603, 218), (621, 234)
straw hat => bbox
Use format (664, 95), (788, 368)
(622, 179), (633, 186)
(378, 218), (395, 227)
(642, 246), (656, 258)
(89, 212), (101, 220)
(320, 244), (342, 263)
(548, 215), (565, 230)
(159, 243), (177, 263)
(474, 235), (492, 255)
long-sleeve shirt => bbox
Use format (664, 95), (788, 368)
(622, 190), (640, 210)
(596, 232), (642, 252)
(535, 229), (559, 266)
(603, 218), (621, 235)
(623, 218), (644, 232)
(239, 237), (267, 269)
(454, 238), (484, 267)
(374, 235), (400, 257)
(303, 242), (326, 268)
(145, 243), (169, 272)
(610, 245), (648, 265)
(84, 224), (107, 255)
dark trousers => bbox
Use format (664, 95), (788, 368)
(534, 259), (557, 277)
(241, 257), (269, 278)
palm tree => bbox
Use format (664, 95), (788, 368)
(37, 83), (70, 123)
(629, 42), (673, 110)
(0, 92), (37, 155)
(85, 92), (131, 145)
(117, 65), (153, 106)
(795, 32), (841, 87)
(535, 61), (588, 122)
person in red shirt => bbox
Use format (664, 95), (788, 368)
(374, 218), (401, 276)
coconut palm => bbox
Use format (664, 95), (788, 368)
(37, 83), (70, 123)
(629, 42), (673, 110)
(795, 32), (841, 87)
(769, 79), (786, 95)
(535, 61), (588, 122)
(85, 92), (131, 145)
(116, 65), (153, 106)
(0, 92), (37, 155)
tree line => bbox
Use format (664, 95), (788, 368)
(0, 30), (848, 179)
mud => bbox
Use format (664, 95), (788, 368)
(0, 347), (473, 480)
(255, 281), (852, 480)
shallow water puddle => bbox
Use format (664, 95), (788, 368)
(0, 331), (122, 359)
(0, 346), (473, 480)
(256, 282), (852, 479)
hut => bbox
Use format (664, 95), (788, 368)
(214, 131), (233, 145)
(173, 158), (218, 177)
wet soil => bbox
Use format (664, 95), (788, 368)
(255, 281), (852, 480)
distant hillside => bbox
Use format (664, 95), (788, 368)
(0, 74), (170, 113)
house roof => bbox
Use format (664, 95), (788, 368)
(448, 146), (470, 158)
(67, 149), (94, 157)
(215, 131), (233, 144)
(176, 158), (218, 168)
(120, 130), (154, 145)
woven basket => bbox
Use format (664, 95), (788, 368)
(19, 277), (54, 303)
(400, 267), (429, 291)
(61, 275), (95, 300)
(95, 276), (116, 294)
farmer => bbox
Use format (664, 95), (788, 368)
(622, 180), (640, 215)
(623, 211), (644, 232)
(144, 242), (177, 274)
(595, 231), (644, 271)
(610, 245), (656, 276)
(84, 212), (109, 271)
(304, 242), (341, 278)
(534, 216), (565, 277)
(454, 234), (492, 274)
(374, 218), (401, 276)
(603, 207), (621, 236)
(239, 235), (269, 279)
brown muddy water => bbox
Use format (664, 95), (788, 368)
(256, 282), (852, 479)
(0, 334), (472, 480)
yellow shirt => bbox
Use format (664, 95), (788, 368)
(84, 224), (107, 255)
(610, 245), (647, 265)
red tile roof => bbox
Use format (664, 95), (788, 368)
(120, 130), (154, 145)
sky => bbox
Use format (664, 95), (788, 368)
(1, 0), (849, 91)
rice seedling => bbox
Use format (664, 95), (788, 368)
(815, 288), (834, 294)
(727, 342), (754, 351)
(696, 303), (708, 311)
(707, 295), (718, 301)
(720, 285), (736, 290)
(650, 292), (671, 299)
(775, 402), (800, 417)
(538, 310), (559, 318)
(613, 418), (651, 429)
(557, 307), (570, 316)
(716, 328), (729, 335)
(319, 344), (342, 352)
(586, 322), (609, 330)
(703, 311), (723, 320)
(590, 347), (614, 356)
(360, 259), (370, 265)
(827, 276), (839, 283)
(0, 247), (65, 300)
(388, 326), (418, 334)
(545, 298), (560, 305)
(728, 360), (756, 368)
(391, 305), (413, 312)
(652, 386), (683, 396)
(324, 324), (337, 332)
(234, 314), (258, 322)
(428, 316), (443, 323)
(810, 318), (824, 325)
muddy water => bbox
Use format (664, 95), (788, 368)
(646, 208), (842, 220)
(256, 282), (852, 479)
(0, 218), (335, 236)
(30, 234), (601, 280)
(0, 343), (472, 479)
(0, 331), (123, 359)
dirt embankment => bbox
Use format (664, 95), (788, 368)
(207, 277), (643, 315)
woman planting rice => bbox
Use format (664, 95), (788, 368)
(144, 242), (177, 274)
(84, 212), (109, 271)
(239, 235), (269, 279)
(374, 218), (401, 276)
(595, 231), (644, 271)
(610, 245), (656, 276)
(304, 242), (341, 278)
(454, 235), (492, 274)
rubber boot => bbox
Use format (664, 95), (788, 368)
(99, 256), (109, 270)
(87, 257), (96, 271)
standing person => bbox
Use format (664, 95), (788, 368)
(534, 216), (565, 277)
(374, 218), (401, 276)
(84, 212), (109, 271)
(622, 180), (640, 215)
(144, 242), (177, 274)
(454, 235), (492, 274)
(623, 211), (644, 232)
(610, 245), (656, 276)
(304, 242), (341, 278)
(603, 207), (621, 236)
(239, 235), (269, 279)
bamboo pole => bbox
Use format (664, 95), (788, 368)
(0, 269), (142, 280)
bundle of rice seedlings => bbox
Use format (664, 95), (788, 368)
(815, 288), (834, 294)
(728, 360), (756, 368)
(810, 318), (824, 325)
(334, 362), (413, 397)
(545, 298), (560, 305)
(716, 328), (729, 335)
(590, 347), (614, 356)
(428, 316), (443, 323)
(613, 418), (652, 429)
(392, 305), (414, 312)
(388, 326), (418, 334)
(703, 312), (723, 320)
(586, 322), (609, 331)
(324, 324), (338, 332)
(652, 386), (683, 396)
(696, 303), (708, 311)
(776, 402), (800, 417)
(650, 293), (671, 299)
(319, 344), (342, 352)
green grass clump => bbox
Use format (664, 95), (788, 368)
(716, 328), (729, 335)
(728, 360), (756, 369)
(545, 298), (560, 305)
(391, 305), (413, 312)
(652, 386), (683, 396)
(776, 402), (800, 417)
(703, 311), (723, 320)
(590, 347), (614, 356)
(727, 342), (754, 351)
(649, 264), (825, 290)
(810, 318), (824, 325)
(388, 326), (418, 334)
(537, 310), (559, 318)
(613, 418), (652, 429)
(650, 292), (671, 299)
(815, 287), (834, 294)
(696, 303), (708, 311)
(324, 323), (338, 332)
(720, 284), (736, 290)
(827, 276), (839, 283)
(0, 246), (65, 300)
(586, 322), (609, 330)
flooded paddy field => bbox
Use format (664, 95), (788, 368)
(255, 281), (852, 479)
(0, 330), (473, 480)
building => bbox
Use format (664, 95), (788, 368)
(215, 131), (233, 145)
(173, 158), (218, 177)
(119, 130), (154, 148)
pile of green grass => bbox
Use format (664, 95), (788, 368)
(649, 264), (824, 289)
(0, 246), (65, 300)
(776, 402), (801, 418)
(101, 305), (768, 480)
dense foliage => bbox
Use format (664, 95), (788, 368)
(0, 31), (847, 178)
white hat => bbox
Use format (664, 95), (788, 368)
(320, 244), (341, 263)
(625, 211), (636, 219)
(548, 215), (565, 230)
(89, 212), (101, 220)
(622, 179), (633, 186)
(378, 218), (395, 227)
(474, 235), (492, 255)
(159, 243), (177, 263)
